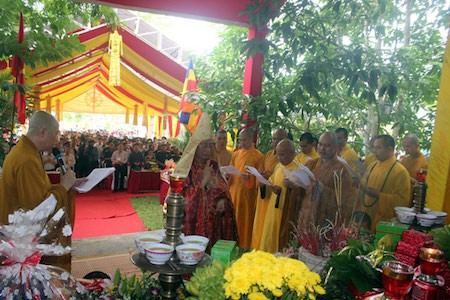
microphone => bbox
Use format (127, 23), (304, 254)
(52, 147), (67, 175)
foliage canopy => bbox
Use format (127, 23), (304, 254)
(194, 0), (448, 154)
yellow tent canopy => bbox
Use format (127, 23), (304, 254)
(28, 24), (186, 118)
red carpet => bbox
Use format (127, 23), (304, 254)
(72, 189), (158, 239)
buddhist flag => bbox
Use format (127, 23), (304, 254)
(11, 12), (26, 124)
(179, 60), (202, 133)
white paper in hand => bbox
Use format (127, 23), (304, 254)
(74, 167), (115, 193)
(336, 156), (360, 180)
(351, 159), (367, 175)
(293, 161), (315, 180)
(220, 165), (241, 175)
(282, 168), (311, 189)
(245, 166), (272, 186)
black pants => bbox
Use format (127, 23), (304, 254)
(114, 164), (127, 191)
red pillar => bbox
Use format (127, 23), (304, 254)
(242, 26), (267, 139)
(242, 26), (266, 96)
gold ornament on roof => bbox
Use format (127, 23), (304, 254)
(108, 30), (123, 86)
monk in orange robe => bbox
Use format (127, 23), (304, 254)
(227, 129), (264, 249)
(400, 133), (428, 205)
(215, 129), (233, 166)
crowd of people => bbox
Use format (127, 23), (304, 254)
(0, 111), (429, 272)
(36, 130), (182, 192)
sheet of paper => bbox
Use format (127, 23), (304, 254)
(351, 159), (367, 175)
(74, 167), (115, 193)
(336, 156), (360, 179)
(293, 161), (315, 180)
(245, 166), (272, 186)
(220, 165), (242, 175)
(282, 168), (311, 189)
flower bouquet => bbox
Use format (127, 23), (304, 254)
(224, 251), (325, 300)
(184, 251), (325, 300)
(0, 195), (83, 299)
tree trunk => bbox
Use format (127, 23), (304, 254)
(392, 0), (413, 140)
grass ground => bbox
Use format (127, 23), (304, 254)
(129, 196), (165, 231)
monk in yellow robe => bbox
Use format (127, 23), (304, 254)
(358, 135), (410, 231)
(295, 132), (320, 165)
(215, 129), (233, 166)
(259, 139), (302, 253)
(336, 127), (360, 172)
(298, 132), (353, 229)
(400, 133), (428, 205)
(0, 111), (86, 272)
(251, 128), (288, 249)
(228, 129), (264, 249)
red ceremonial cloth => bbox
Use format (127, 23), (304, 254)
(127, 170), (161, 194)
(72, 190), (149, 239)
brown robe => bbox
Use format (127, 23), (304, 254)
(299, 157), (353, 228)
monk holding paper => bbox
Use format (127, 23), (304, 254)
(258, 139), (303, 252)
(294, 132), (353, 229)
(228, 129), (264, 249)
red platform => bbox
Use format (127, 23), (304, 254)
(127, 170), (161, 194)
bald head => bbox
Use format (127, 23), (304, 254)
(239, 129), (254, 149)
(276, 139), (296, 166)
(403, 133), (419, 145)
(26, 111), (60, 152)
(317, 132), (339, 161)
(27, 111), (59, 137)
(271, 128), (289, 149)
(402, 133), (420, 156)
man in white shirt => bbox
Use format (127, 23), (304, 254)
(111, 143), (129, 192)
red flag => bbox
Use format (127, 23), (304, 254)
(11, 12), (26, 124)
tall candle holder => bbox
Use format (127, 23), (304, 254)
(130, 173), (212, 299)
(163, 173), (186, 249)
(412, 181), (427, 214)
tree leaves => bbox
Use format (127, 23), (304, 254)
(195, 0), (445, 153)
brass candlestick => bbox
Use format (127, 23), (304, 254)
(130, 173), (211, 299)
(412, 181), (427, 214)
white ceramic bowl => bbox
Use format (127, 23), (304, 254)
(416, 214), (437, 227)
(395, 206), (413, 213)
(428, 211), (447, 224)
(396, 210), (416, 224)
(423, 207), (431, 213)
(144, 243), (174, 265)
(176, 243), (206, 265)
(134, 233), (163, 253)
(181, 235), (209, 248)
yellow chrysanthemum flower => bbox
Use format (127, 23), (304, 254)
(223, 250), (325, 300)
